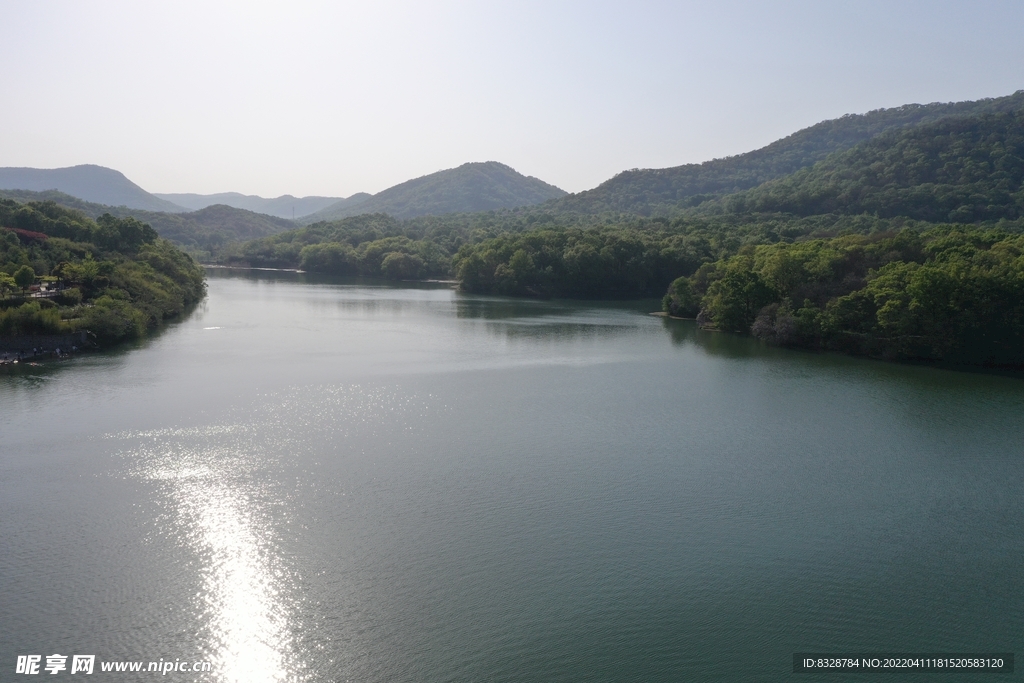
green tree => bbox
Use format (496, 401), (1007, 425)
(701, 268), (776, 332)
(662, 276), (701, 317)
(95, 214), (158, 252)
(13, 265), (35, 293)
(380, 252), (425, 280)
(51, 261), (72, 289)
(299, 242), (358, 274)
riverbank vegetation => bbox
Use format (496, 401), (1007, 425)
(0, 199), (206, 346)
(663, 226), (1024, 366)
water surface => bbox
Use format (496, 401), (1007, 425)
(2, 271), (1021, 682)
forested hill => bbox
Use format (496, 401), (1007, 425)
(655, 106), (1024, 369)
(546, 90), (1024, 216)
(135, 205), (297, 255)
(713, 108), (1024, 223)
(0, 165), (187, 213)
(302, 162), (567, 223)
(0, 189), (296, 258)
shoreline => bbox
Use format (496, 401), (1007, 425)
(202, 264), (306, 273)
(0, 331), (92, 370)
(202, 265), (459, 286)
(649, 311), (697, 321)
(0, 349), (81, 369)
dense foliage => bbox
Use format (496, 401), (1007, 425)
(219, 214), (449, 277)
(224, 205), (918, 296)
(664, 226), (1024, 367)
(647, 103), (1024, 368)
(0, 199), (205, 345)
(219, 210), (633, 279)
(453, 227), (701, 298)
(449, 211), (931, 296)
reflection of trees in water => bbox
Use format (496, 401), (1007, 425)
(455, 295), (661, 321)
(308, 296), (427, 318)
(207, 267), (453, 292)
(0, 300), (207, 392)
(662, 316), (783, 361)
(210, 270), (455, 318)
(480, 320), (639, 343)
(456, 297), (650, 343)
(455, 297), (573, 321)
(663, 316), (859, 367)
(661, 316), (1024, 420)
(661, 317), (742, 353)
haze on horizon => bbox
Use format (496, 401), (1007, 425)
(2, 0), (1022, 199)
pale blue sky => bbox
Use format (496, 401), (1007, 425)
(2, 0), (1022, 197)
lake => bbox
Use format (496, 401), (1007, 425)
(1, 269), (1021, 682)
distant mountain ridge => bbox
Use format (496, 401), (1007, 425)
(153, 191), (367, 219)
(7, 89), (1024, 260)
(547, 90), (1024, 216)
(302, 161), (567, 223)
(0, 161), (567, 226)
(0, 164), (188, 213)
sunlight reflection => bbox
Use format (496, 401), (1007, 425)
(111, 384), (437, 682)
(188, 480), (292, 683)
(143, 447), (301, 683)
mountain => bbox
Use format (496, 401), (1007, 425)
(545, 90), (1024, 216)
(0, 164), (188, 213)
(302, 161), (567, 223)
(0, 188), (296, 256)
(152, 191), (365, 219)
(716, 108), (1024, 223)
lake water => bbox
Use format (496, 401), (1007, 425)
(1, 270), (1022, 682)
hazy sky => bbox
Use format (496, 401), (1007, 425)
(2, 1), (1022, 197)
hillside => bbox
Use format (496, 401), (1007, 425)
(302, 162), (566, 223)
(0, 165), (187, 213)
(546, 90), (1024, 216)
(0, 198), (205, 347)
(715, 109), (1024, 222)
(656, 104), (1024, 368)
(136, 204), (296, 254)
(153, 191), (363, 219)
(0, 188), (116, 217)
(0, 189), (296, 257)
